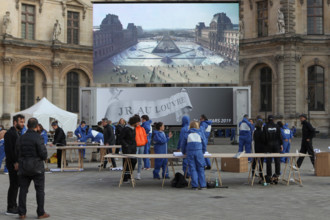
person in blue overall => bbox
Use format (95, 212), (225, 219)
(238, 115), (253, 161)
(199, 114), (212, 169)
(153, 122), (172, 179)
(82, 129), (104, 144)
(75, 121), (87, 158)
(181, 121), (207, 190)
(177, 115), (190, 177)
(141, 115), (152, 170)
(280, 123), (293, 163)
(0, 130), (8, 173)
(291, 126), (297, 137)
(37, 124), (48, 145)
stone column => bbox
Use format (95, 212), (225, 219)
(51, 61), (61, 106)
(2, 57), (14, 119)
(275, 54), (285, 117)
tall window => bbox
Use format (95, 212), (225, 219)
(308, 65), (324, 111)
(21, 4), (35, 40)
(257, 1), (268, 37)
(260, 67), (272, 111)
(307, 0), (323, 35)
(67, 72), (79, 112)
(67, 11), (79, 44)
(20, 68), (35, 110)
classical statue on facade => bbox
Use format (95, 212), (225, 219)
(239, 20), (244, 39)
(2, 11), (12, 36)
(277, 8), (285, 34)
(52, 20), (61, 41)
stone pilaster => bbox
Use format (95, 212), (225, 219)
(275, 54), (285, 117)
(2, 57), (14, 119)
(51, 61), (61, 107)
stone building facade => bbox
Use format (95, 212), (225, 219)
(195, 13), (239, 62)
(0, 0), (93, 128)
(239, 0), (330, 134)
(93, 14), (137, 64)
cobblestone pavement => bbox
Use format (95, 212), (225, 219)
(0, 138), (329, 220)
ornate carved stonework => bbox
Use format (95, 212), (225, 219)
(15, 0), (44, 13)
(83, 6), (87, 20)
(314, 58), (319, 65)
(52, 60), (62, 68)
(249, 0), (253, 10)
(15, 0), (19, 10)
(275, 55), (284, 63)
(270, 0), (273, 7)
(295, 54), (302, 63)
(2, 56), (13, 64)
(61, 0), (67, 17)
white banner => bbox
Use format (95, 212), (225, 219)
(104, 90), (193, 122)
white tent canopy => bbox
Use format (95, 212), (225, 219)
(11, 97), (78, 134)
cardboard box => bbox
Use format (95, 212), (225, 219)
(315, 152), (330, 176)
(221, 157), (248, 173)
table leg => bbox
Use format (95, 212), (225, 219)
(293, 157), (303, 186)
(214, 158), (222, 187)
(61, 149), (66, 172)
(258, 158), (266, 184)
(99, 148), (105, 172)
(127, 158), (135, 188)
(250, 158), (257, 186)
(162, 160), (169, 189)
(286, 157), (294, 186)
(248, 158), (254, 184)
(119, 158), (128, 187)
(281, 159), (289, 182)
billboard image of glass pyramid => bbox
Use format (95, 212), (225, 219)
(152, 35), (181, 54)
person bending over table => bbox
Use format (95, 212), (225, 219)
(181, 121), (207, 190)
(121, 115), (140, 183)
(152, 122), (172, 180)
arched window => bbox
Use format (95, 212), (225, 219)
(308, 65), (324, 111)
(307, 0), (323, 35)
(20, 68), (35, 110)
(67, 72), (79, 112)
(260, 67), (272, 111)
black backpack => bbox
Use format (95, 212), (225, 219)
(171, 172), (188, 188)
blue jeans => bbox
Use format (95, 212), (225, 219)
(143, 142), (151, 168)
(0, 145), (8, 172)
(136, 146), (144, 174)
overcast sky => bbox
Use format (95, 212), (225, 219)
(93, 3), (239, 30)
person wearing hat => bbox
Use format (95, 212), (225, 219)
(263, 115), (283, 184)
(238, 114), (253, 161)
(294, 114), (315, 171)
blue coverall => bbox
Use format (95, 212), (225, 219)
(281, 123), (293, 163)
(75, 125), (87, 157)
(0, 139), (8, 172)
(182, 128), (207, 188)
(230, 128), (236, 142)
(142, 120), (152, 169)
(238, 117), (253, 155)
(177, 116), (190, 177)
(153, 130), (169, 179)
(200, 120), (212, 167)
(40, 129), (48, 145)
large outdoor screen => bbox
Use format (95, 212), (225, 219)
(93, 2), (239, 84)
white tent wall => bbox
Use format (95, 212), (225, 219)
(11, 98), (78, 134)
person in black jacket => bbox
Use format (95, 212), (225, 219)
(4, 114), (25, 216)
(50, 121), (66, 168)
(295, 114), (315, 170)
(252, 120), (265, 179)
(16, 118), (50, 219)
(102, 118), (116, 168)
(121, 115), (140, 183)
(96, 121), (104, 133)
(263, 115), (283, 184)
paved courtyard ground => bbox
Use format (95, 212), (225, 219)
(0, 137), (329, 220)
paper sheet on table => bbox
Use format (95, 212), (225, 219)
(204, 152), (211, 156)
(173, 152), (183, 157)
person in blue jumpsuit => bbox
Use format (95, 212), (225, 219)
(82, 129), (104, 144)
(141, 115), (152, 170)
(153, 122), (172, 179)
(238, 115), (253, 160)
(280, 123), (293, 163)
(0, 130), (8, 173)
(199, 114), (212, 169)
(230, 127), (236, 143)
(177, 115), (190, 177)
(75, 121), (87, 158)
(37, 124), (48, 145)
(181, 121), (207, 189)
(291, 126), (297, 137)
